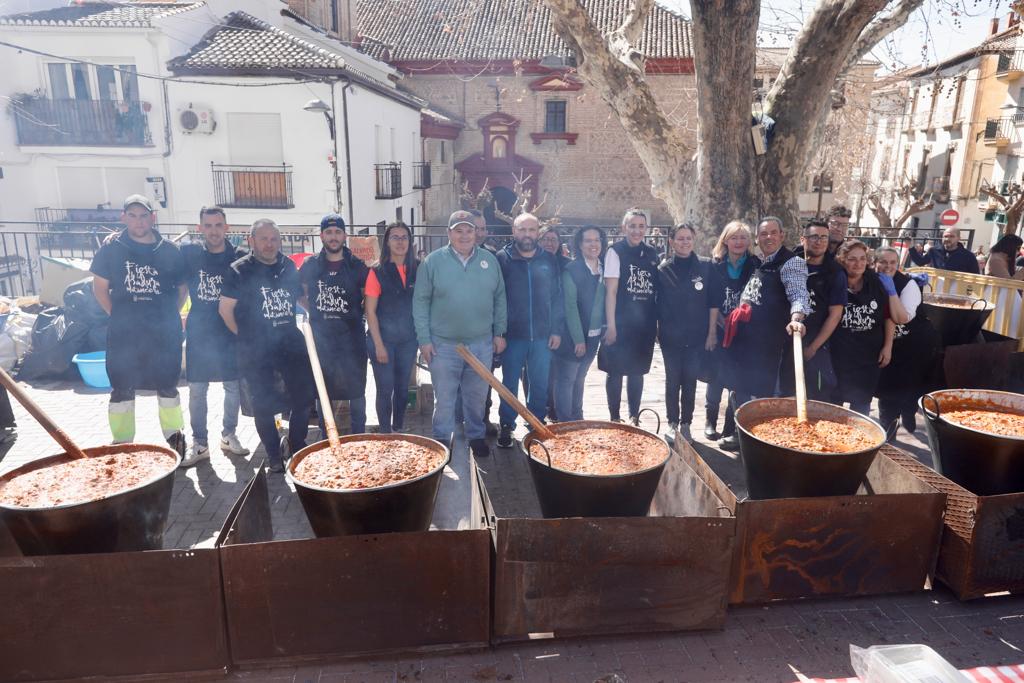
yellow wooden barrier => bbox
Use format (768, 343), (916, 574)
(907, 267), (1024, 350)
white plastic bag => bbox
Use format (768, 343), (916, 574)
(0, 310), (37, 371)
(850, 644), (970, 683)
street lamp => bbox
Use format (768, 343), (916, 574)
(303, 97), (343, 215)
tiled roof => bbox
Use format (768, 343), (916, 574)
(355, 0), (692, 62)
(169, 12), (425, 109)
(0, 2), (201, 28)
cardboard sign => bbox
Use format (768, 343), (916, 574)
(348, 236), (381, 266)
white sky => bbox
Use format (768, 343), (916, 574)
(662, 0), (1010, 74)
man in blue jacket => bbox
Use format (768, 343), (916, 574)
(495, 213), (565, 448)
(908, 227), (979, 274)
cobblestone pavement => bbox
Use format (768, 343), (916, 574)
(1, 349), (1021, 683)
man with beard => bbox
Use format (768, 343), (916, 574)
(299, 214), (369, 435)
(91, 194), (187, 455)
(219, 219), (315, 473)
(495, 213), (563, 448)
(826, 205), (852, 256)
(779, 220), (845, 402)
(908, 226), (980, 274)
(179, 206), (250, 467)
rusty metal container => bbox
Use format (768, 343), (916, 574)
(920, 293), (994, 348)
(735, 398), (886, 500)
(522, 420), (670, 518)
(920, 389), (1024, 496)
(287, 433), (449, 537)
(0, 443), (179, 556)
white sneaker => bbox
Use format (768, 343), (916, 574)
(678, 423), (693, 443)
(181, 443), (210, 467)
(665, 422), (679, 443)
(220, 433), (250, 456)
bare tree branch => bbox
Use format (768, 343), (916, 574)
(841, 0), (926, 77)
(607, 0), (654, 69)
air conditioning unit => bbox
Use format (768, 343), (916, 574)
(177, 104), (216, 135)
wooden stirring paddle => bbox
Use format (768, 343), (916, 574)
(792, 329), (809, 423)
(301, 321), (342, 455)
(455, 344), (555, 441)
(0, 365), (88, 459)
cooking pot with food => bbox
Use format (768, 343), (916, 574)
(735, 398), (886, 500)
(0, 444), (180, 556)
(287, 433), (450, 537)
(920, 389), (1024, 496)
(919, 293), (994, 348)
(522, 418), (670, 518)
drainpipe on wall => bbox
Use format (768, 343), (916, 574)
(339, 79), (355, 227)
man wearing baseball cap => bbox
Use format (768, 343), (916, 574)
(413, 210), (507, 459)
(90, 193), (187, 456)
(299, 213), (369, 435)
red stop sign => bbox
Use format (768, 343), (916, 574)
(940, 209), (960, 226)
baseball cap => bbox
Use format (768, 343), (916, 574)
(122, 194), (154, 212)
(320, 213), (346, 232)
(448, 210), (475, 230)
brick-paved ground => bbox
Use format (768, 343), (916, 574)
(1, 348), (1021, 683)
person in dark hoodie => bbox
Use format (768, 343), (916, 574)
(365, 222), (418, 434)
(179, 206), (250, 467)
(90, 194), (187, 456)
(299, 213), (369, 436)
(495, 213), (565, 448)
(656, 224), (717, 444)
(219, 219), (315, 473)
(907, 226), (979, 274)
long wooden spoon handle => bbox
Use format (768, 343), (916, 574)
(0, 366), (88, 459)
(455, 344), (554, 440)
(792, 330), (808, 423)
(301, 322), (342, 454)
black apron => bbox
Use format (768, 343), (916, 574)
(90, 233), (183, 391)
(554, 258), (602, 361)
(656, 253), (711, 350)
(876, 272), (941, 401)
(726, 248), (796, 397)
(598, 240), (658, 376)
(707, 256), (758, 387)
(183, 243), (244, 383)
(299, 249), (368, 401)
(831, 271), (887, 404)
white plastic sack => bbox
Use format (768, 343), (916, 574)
(850, 644), (970, 683)
(0, 310), (38, 372)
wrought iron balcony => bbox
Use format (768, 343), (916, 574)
(997, 50), (1024, 77)
(983, 117), (1014, 146)
(375, 162), (402, 199)
(12, 97), (153, 147)
(211, 163), (294, 209)
(413, 162), (432, 190)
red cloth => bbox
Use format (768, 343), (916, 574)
(722, 302), (752, 348)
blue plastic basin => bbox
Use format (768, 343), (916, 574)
(72, 351), (111, 389)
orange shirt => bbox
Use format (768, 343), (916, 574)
(364, 264), (407, 298)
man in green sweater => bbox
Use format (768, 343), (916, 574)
(413, 210), (507, 457)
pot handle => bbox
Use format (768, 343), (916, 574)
(921, 393), (941, 421)
(637, 407), (662, 434)
(529, 438), (553, 468)
(970, 297), (988, 310)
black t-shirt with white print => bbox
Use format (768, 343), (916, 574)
(221, 253), (303, 354)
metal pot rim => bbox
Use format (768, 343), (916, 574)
(287, 433), (452, 494)
(920, 293), (995, 311)
(522, 420), (671, 479)
(921, 389), (1024, 442)
(734, 398), (886, 457)
(0, 443), (180, 512)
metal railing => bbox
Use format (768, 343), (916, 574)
(984, 117), (1014, 141)
(412, 162), (432, 190)
(211, 163), (294, 209)
(12, 98), (152, 147)
(375, 162), (402, 199)
(997, 50), (1024, 74)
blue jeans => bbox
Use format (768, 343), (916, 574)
(551, 338), (599, 422)
(429, 338), (493, 442)
(188, 380), (241, 447)
(498, 338), (552, 428)
(368, 336), (418, 433)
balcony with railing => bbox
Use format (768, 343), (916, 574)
(930, 175), (951, 203)
(375, 162), (402, 199)
(12, 97), (152, 147)
(997, 50), (1024, 78)
(412, 162), (432, 190)
(984, 117), (1014, 146)
(211, 163), (294, 209)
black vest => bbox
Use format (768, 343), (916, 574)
(373, 261), (416, 345)
(804, 257), (840, 340)
(555, 258), (602, 359)
(657, 253), (711, 348)
(611, 240), (658, 330)
(741, 247), (796, 344)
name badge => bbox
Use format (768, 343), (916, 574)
(693, 276), (704, 291)
(481, 260), (489, 269)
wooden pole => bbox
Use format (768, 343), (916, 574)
(792, 330), (808, 423)
(0, 366), (88, 459)
(301, 321), (342, 454)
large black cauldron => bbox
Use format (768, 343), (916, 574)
(287, 433), (449, 537)
(735, 398), (886, 500)
(920, 389), (1024, 496)
(0, 444), (179, 556)
(920, 293), (994, 348)
(522, 420), (670, 518)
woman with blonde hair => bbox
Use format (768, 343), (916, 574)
(705, 220), (757, 447)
